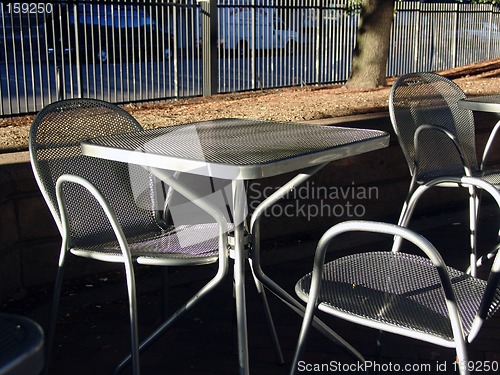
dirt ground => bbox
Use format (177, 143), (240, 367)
(2, 58), (500, 152)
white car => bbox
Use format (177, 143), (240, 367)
(219, 8), (299, 55)
(463, 21), (500, 41)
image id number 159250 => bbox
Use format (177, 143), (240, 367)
(5, 3), (53, 14)
(453, 361), (498, 372)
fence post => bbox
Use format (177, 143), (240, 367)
(315, 0), (323, 84)
(453, 2), (459, 68)
(73, 3), (82, 98)
(487, 4), (493, 59)
(200, 0), (218, 96)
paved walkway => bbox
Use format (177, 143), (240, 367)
(3, 205), (499, 375)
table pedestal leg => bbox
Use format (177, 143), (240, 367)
(248, 165), (365, 363)
(232, 181), (250, 375)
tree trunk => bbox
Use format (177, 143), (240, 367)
(346, 0), (395, 89)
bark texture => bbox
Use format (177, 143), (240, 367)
(346, 0), (395, 89)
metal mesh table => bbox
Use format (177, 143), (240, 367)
(458, 95), (500, 113)
(458, 95), (500, 183)
(0, 314), (44, 375)
(82, 118), (389, 180)
(82, 118), (390, 374)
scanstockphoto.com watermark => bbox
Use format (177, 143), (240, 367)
(296, 360), (499, 373)
(248, 181), (379, 220)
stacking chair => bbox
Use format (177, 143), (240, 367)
(29, 99), (229, 375)
(0, 313), (44, 375)
(290, 177), (500, 375)
(389, 72), (500, 276)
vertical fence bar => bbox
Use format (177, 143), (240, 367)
(314, 0), (321, 85)
(453, 2), (459, 68)
(1, 5), (12, 115)
(2, 0), (500, 116)
(413, 1), (420, 73)
(18, 11), (27, 112)
(172, 1), (179, 98)
(70, 4), (82, 98)
(201, 0), (218, 96)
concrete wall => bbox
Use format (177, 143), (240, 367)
(0, 152), (121, 301)
(1, 111), (498, 301)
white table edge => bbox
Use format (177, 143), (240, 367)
(81, 133), (389, 180)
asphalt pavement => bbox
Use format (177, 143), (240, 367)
(2, 201), (499, 375)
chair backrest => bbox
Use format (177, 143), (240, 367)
(29, 99), (164, 247)
(389, 72), (478, 180)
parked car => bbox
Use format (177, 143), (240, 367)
(46, 4), (174, 64)
(0, 12), (47, 63)
(219, 8), (300, 55)
(462, 21), (500, 41)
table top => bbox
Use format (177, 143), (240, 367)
(81, 118), (389, 180)
(458, 94), (500, 113)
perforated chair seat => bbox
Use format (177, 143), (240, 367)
(291, 183), (500, 375)
(71, 223), (221, 265)
(0, 314), (44, 375)
(479, 169), (500, 187)
(296, 251), (500, 347)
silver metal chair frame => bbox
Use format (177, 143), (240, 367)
(389, 72), (500, 277)
(0, 313), (44, 375)
(481, 120), (500, 171)
(290, 176), (500, 375)
(29, 99), (229, 375)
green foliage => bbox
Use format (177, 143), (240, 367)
(473, 0), (500, 4)
(335, 0), (362, 15)
(343, 0), (500, 13)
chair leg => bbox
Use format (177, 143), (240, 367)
(114, 268), (225, 374)
(468, 185), (478, 277)
(375, 330), (385, 363)
(455, 345), (470, 375)
(289, 303), (317, 375)
(122, 262), (140, 375)
(43, 250), (68, 375)
(249, 259), (284, 365)
(392, 181), (418, 252)
(160, 267), (168, 321)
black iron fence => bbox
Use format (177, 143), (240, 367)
(1, 0), (499, 116)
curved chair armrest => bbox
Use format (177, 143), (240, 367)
(414, 124), (473, 177)
(55, 174), (134, 265)
(313, 221), (449, 283)
(480, 119), (500, 171)
(299, 220), (468, 369)
(400, 176), (500, 230)
(55, 174), (142, 373)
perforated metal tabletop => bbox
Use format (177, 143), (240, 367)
(81, 118), (389, 180)
(458, 95), (500, 113)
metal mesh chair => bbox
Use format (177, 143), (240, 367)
(29, 99), (229, 375)
(0, 313), (44, 375)
(389, 72), (500, 276)
(290, 177), (500, 375)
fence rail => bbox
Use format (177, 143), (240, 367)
(1, 0), (499, 116)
